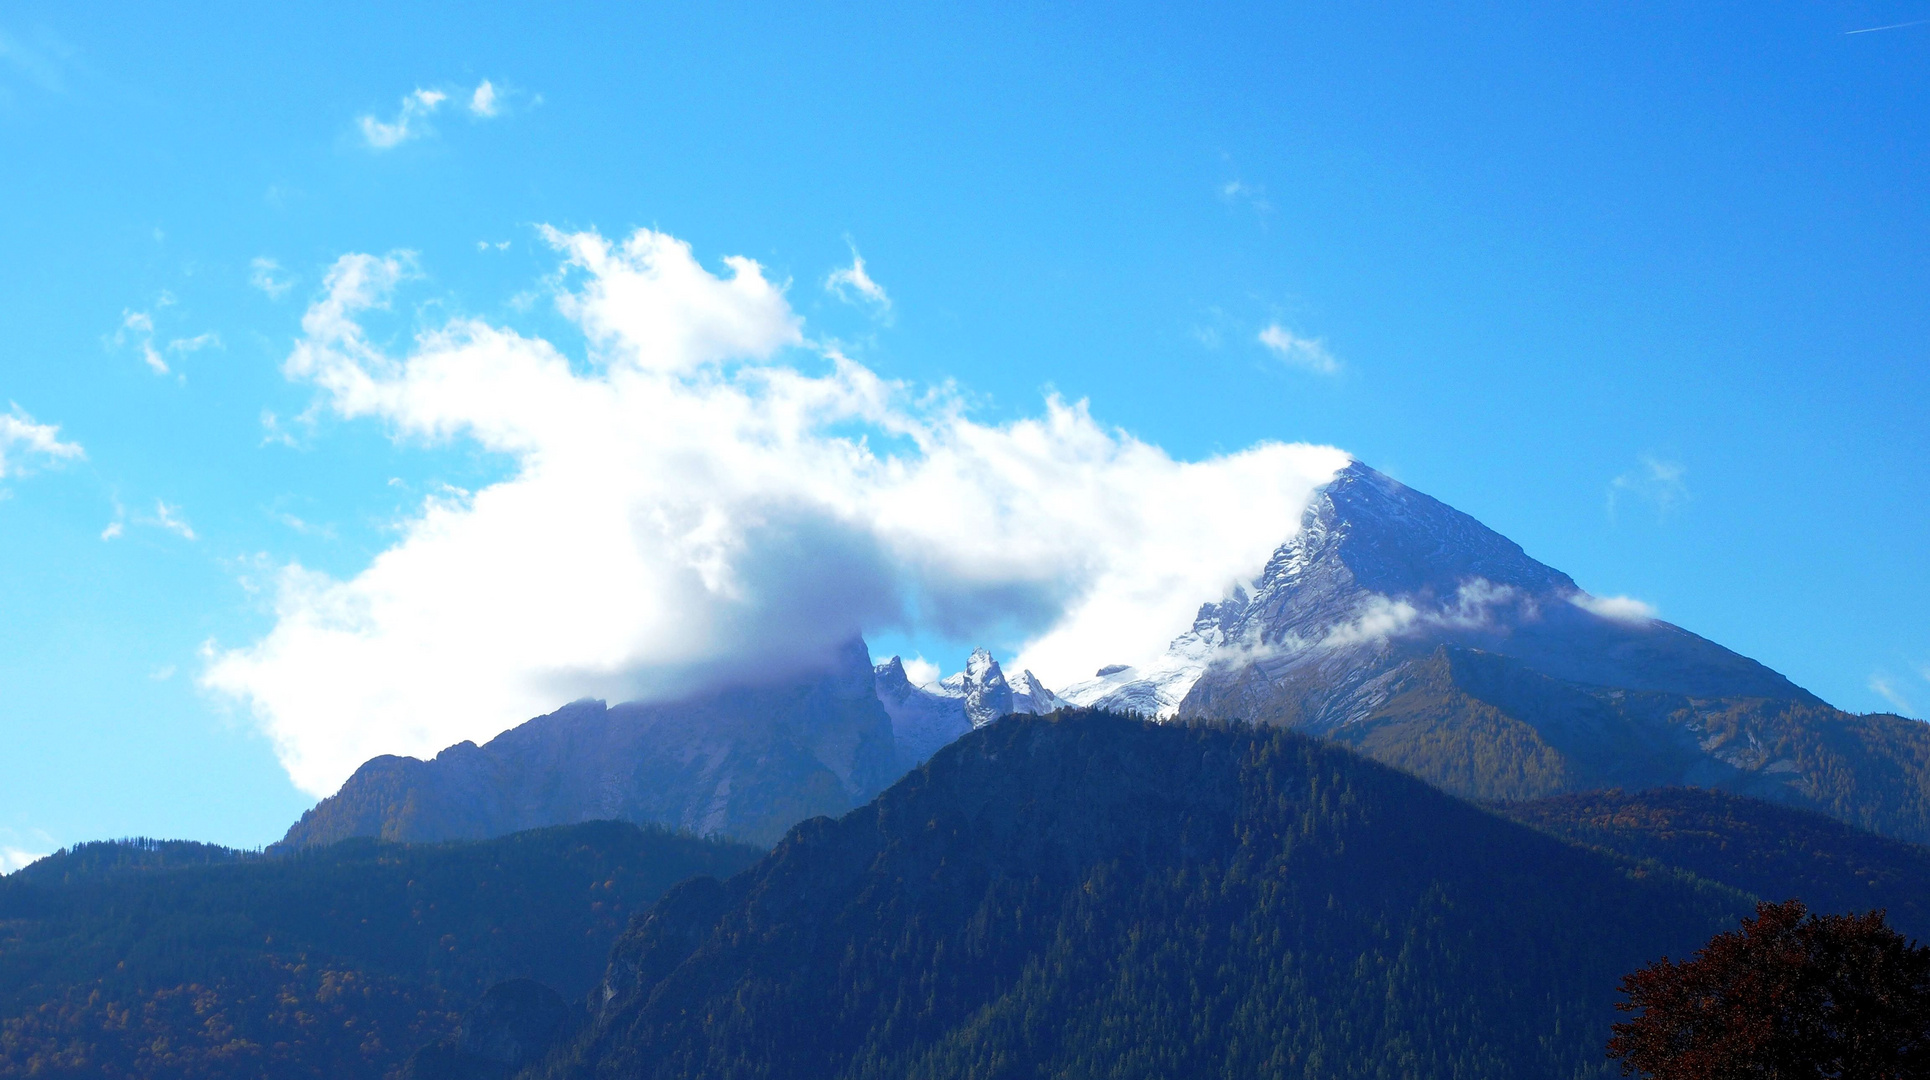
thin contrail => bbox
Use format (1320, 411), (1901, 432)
(1845, 17), (1930, 34)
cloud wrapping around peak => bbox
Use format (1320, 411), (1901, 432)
(0, 405), (83, 478)
(204, 226), (1349, 796)
(1258, 323), (1340, 375)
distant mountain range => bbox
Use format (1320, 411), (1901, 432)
(283, 459), (1930, 851)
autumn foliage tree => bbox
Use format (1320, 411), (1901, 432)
(1609, 899), (1930, 1079)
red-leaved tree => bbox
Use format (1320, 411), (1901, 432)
(1609, 899), (1930, 1078)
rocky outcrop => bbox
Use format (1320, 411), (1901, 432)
(874, 648), (1065, 769)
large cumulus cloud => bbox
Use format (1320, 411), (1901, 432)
(204, 228), (1348, 796)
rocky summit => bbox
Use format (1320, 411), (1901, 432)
(1062, 460), (1930, 842)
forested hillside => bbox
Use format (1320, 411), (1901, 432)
(0, 822), (761, 1079)
(539, 710), (1753, 1080)
(1499, 787), (1930, 939)
(1318, 646), (1930, 846)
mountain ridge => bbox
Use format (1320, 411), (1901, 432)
(283, 458), (1930, 852)
(535, 710), (1750, 1080)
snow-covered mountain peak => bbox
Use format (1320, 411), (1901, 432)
(1064, 459), (1810, 725)
(964, 647), (997, 682)
(871, 647), (1065, 767)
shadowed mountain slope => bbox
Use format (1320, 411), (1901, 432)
(536, 711), (1749, 1080)
(282, 640), (899, 850)
(1498, 786), (1930, 939)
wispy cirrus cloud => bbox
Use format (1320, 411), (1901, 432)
(1258, 323), (1340, 375)
(825, 244), (891, 317)
(360, 88), (447, 149)
(151, 500), (195, 540)
(1609, 455), (1689, 520)
(0, 404), (83, 478)
(115, 309), (167, 375)
(0, 24), (76, 99)
(1870, 673), (1914, 715)
(112, 300), (219, 376)
(251, 257), (294, 299)
(1218, 178), (1272, 217)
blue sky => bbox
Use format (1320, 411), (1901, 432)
(2, 2), (1927, 856)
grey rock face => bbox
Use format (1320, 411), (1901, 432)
(280, 638), (898, 849)
(873, 656), (973, 770)
(284, 639), (1066, 851)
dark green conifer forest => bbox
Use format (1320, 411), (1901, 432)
(542, 712), (1759, 1080)
(0, 822), (761, 1078)
(7, 712), (1929, 1080)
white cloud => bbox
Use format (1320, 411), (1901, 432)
(359, 88), (447, 149)
(900, 656), (942, 686)
(1258, 323), (1340, 375)
(1568, 591), (1657, 624)
(0, 404), (84, 478)
(1609, 455), (1689, 519)
(1870, 674), (1914, 715)
(100, 520), (123, 540)
(168, 331), (222, 354)
(1320, 594), (1423, 648)
(251, 257), (294, 299)
(117, 309), (167, 375)
(825, 246), (891, 315)
(203, 226), (1349, 796)
(151, 500), (195, 540)
(469, 80), (499, 118)
(0, 825), (54, 875)
(1315, 578), (1545, 649)
(113, 305), (215, 376)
